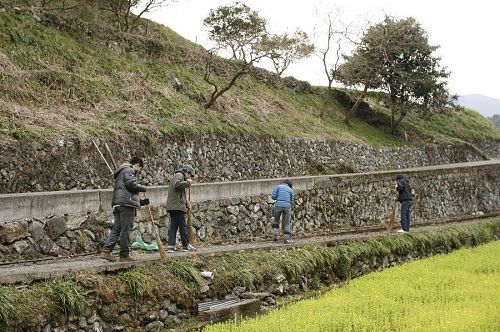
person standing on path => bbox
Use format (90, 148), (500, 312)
(100, 156), (149, 262)
(396, 174), (413, 233)
(166, 165), (197, 253)
(271, 180), (295, 243)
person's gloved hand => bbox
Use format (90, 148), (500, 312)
(140, 198), (150, 206)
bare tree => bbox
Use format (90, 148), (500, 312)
(101, 0), (176, 32)
(313, 10), (347, 118)
(32, 0), (80, 11)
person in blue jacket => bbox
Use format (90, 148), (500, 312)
(271, 180), (295, 243)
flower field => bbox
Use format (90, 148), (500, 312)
(205, 241), (500, 331)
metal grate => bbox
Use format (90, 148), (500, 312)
(198, 299), (240, 312)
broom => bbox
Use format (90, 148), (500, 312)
(144, 192), (167, 259)
(187, 187), (196, 244)
(387, 203), (397, 232)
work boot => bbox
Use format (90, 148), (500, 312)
(119, 255), (137, 262)
(183, 244), (197, 252)
(99, 250), (117, 262)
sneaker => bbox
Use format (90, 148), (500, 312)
(397, 229), (407, 233)
(167, 247), (176, 253)
(284, 239), (292, 244)
(183, 244), (197, 252)
(119, 255), (137, 262)
(99, 250), (117, 262)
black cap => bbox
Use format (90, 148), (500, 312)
(182, 165), (195, 176)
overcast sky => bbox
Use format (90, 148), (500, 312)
(143, 0), (500, 100)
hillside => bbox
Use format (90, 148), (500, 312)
(0, 2), (499, 150)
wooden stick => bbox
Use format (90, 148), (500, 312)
(187, 187), (196, 244)
(387, 203), (397, 232)
(92, 140), (113, 175)
(104, 142), (118, 170)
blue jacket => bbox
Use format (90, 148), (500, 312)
(272, 183), (294, 208)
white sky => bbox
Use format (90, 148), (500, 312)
(144, 0), (500, 99)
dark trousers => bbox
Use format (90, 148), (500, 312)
(272, 206), (291, 239)
(103, 206), (135, 258)
(400, 200), (412, 232)
(167, 210), (189, 248)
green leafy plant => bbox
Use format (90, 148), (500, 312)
(167, 259), (204, 293)
(0, 286), (14, 325)
(50, 277), (85, 317)
(118, 265), (154, 298)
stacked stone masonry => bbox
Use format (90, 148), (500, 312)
(1, 161), (498, 261)
(1, 135), (498, 193)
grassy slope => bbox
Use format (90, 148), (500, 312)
(0, 6), (498, 148)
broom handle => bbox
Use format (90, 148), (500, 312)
(144, 192), (167, 259)
(104, 143), (118, 170)
(92, 140), (113, 175)
(187, 187), (196, 244)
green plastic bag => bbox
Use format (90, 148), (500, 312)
(131, 234), (159, 251)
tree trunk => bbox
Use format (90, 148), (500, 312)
(344, 84), (368, 125)
(204, 69), (248, 109)
(391, 111), (406, 135)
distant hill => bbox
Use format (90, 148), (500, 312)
(457, 94), (500, 118)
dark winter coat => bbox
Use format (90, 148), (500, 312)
(111, 163), (147, 208)
(165, 170), (192, 212)
(396, 175), (412, 202)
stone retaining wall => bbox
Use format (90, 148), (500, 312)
(1, 135), (495, 193)
(0, 161), (498, 261)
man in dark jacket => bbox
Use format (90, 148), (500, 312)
(396, 174), (413, 233)
(166, 165), (196, 253)
(100, 156), (149, 262)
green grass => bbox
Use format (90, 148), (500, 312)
(209, 253), (256, 295)
(364, 95), (500, 144)
(118, 265), (154, 298)
(206, 241), (500, 332)
(0, 287), (14, 325)
(204, 222), (499, 293)
(0, 6), (498, 147)
(50, 277), (86, 317)
(168, 259), (205, 293)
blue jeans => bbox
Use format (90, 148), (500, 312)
(103, 206), (135, 258)
(400, 200), (412, 232)
(272, 206), (291, 239)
